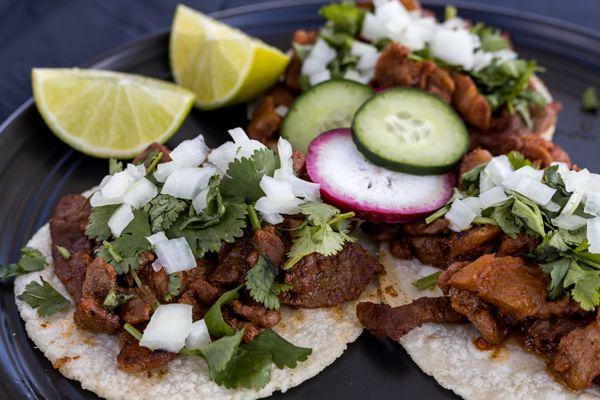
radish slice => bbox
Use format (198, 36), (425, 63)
(306, 129), (454, 223)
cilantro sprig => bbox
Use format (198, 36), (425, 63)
(284, 202), (356, 269)
(0, 247), (46, 280)
(17, 278), (70, 317)
(219, 148), (279, 202)
(245, 256), (291, 310)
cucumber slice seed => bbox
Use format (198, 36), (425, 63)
(281, 79), (374, 153)
(352, 88), (469, 175)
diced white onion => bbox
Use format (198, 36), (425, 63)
(350, 41), (378, 58)
(170, 135), (210, 167)
(123, 177), (157, 208)
(552, 214), (587, 231)
(146, 231), (168, 246)
(544, 201), (561, 213)
(154, 237), (197, 274)
(479, 171), (495, 194)
(139, 304), (193, 353)
(442, 17), (467, 30)
(192, 186), (210, 214)
(126, 163), (146, 180)
(185, 319), (211, 350)
(161, 166), (216, 200)
(513, 177), (556, 205)
(561, 189), (584, 216)
(446, 199), (477, 232)
(584, 192), (600, 217)
(430, 28), (474, 69)
(255, 177), (304, 224)
(101, 171), (134, 199)
(361, 12), (389, 42)
(309, 70), (331, 86)
(587, 217), (600, 254)
(376, 0), (410, 26)
(484, 155), (513, 185)
(207, 128), (266, 173)
(108, 203), (134, 238)
(563, 168), (591, 193)
(90, 191), (122, 207)
(462, 196), (483, 215)
(479, 186), (508, 209)
(154, 160), (185, 183)
(309, 39), (336, 64)
(274, 105), (289, 118)
(357, 51), (380, 71)
(502, 166), (544, 190)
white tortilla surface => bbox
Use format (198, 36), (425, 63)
(378, 243), (600, 399)
(14, 222), (379, 400)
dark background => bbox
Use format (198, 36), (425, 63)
(0, 0), (598, 123)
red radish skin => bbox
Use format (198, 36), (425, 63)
(306, 129), (455, 223)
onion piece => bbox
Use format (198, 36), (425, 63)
(361, 13), (389, 42)
(357, 51), (380, 72)
(446, 199), (477, 232)
(170, 135), (210, 167)
(350, 41), (378, 58)
(192, 186), (210, 214)
(544, 201), (561, 213)
(584, 192), (600, 217)
(207, 128), (266, 173)
(563, 168), (591, 193)
(123, 177), (157, 208)
(503, 166), (544, 190)
(101, 171), (134, 199)
(309, 39), (336, 64)
(161, 166), (216, 200)
(512, 177), (556, 205)
(479, 171), (495, 194)
(139, 304), (193, 353)
(255, 177), (304, 224)
(430, 27), (474, 69)
(146, 231), (168, 246)
(154, 160), (185, 182)
(126, 163), (146, 180)
(552, 214), (587, 231)
(275, 105), (289, 118)
(561, 189), (584, 216)
(108, 203), (134, 238)
(462, 197), (483, 215)
(479, 186), (508, 209)
(90, 191), (122, 207)
(185, 319), (211, 350)
(308, 70), (331, 86)
(587, 217), (600, 254)
(484, 155), (513, 185)
(301, 57), (328, 77)
(376, 0), (410, 26)
(154, 237), (197, 274)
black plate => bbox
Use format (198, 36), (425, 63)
(0, 1), (598, 399)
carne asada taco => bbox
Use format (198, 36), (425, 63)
(248, 0), (562, 161)
(13, 129), (382, 400)
(357, 147), (600, 398)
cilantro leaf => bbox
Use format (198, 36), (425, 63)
(204, 286), (241, 338)
(319, 2), (365, 36)
(56, 245), (70, 260)
(471, 22), (509, 52)
(541, 258), (572, 299)
(413, 271), (441, 291)
(563, 262), (600, 311)
(164, 273), (182, 302)
(535, 230), (569, 262)
(179, 176), (226, 230)
(168, 201), (247, 258)
(212, 329), (312, 389)
(511, 196), (545, 237)
(85, 204), (120, 241)
(144, 194), (188, 233)
(195, 330), (245, 378)
(95, 209), (151, 274)
(102, 288), (133, 311)
(109, 159), (123, 174)
(460, 164), (486, 196)
(285, 203), (356, 269)
(490, 201), (520, 239)
(245, 256), (290, 310)
(0, 247), (47, 280)
(219, 149), (279, 202)
(582, 86), (599, 111)
(17, 278), (70, 317)
(507, 151), (533, 170)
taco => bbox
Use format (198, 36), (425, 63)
(13, 129), (382, 400)
(247, 0), (563, 163)
(357, 147), (600, 398)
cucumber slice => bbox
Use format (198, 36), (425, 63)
(281, 80), (374, 153)
(352, 88), (468, 175)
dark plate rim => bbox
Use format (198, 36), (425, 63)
(1, 0), (599, 141)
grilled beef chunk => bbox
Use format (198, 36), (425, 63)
(132, 143), (171, 165)
(281, 243), (383, 307)
(73, 298), (120, 334)
(497, 233), (540, 256)
(231, 300), (281, 328)
(82, 257), (116, 301)
(360, 221), (401, 242)
(459, 148), (493, 176)
(120, 288), (156, 325)
(357, 297), (466, 341)
(375, 43), (455, 104)
(451, 72), (491, 131)
(117, 332), (176, 373)
(448, 225), (502, 259)
(50, 194), (93, 302)
(552, 319), (600, 390)
(521, 318), (589, 355)
(449, 288), (508, 345)
(177, 289), (206, 321)
(448, 255), (583, 320)
(248, 225), (287, 267)
(403, 218), (449, 236)
(223, 311), (262, 343)
(209, 236), (255, 286)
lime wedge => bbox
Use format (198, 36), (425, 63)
(170, 5), (290, 110)
(32, 68), (195, 158)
